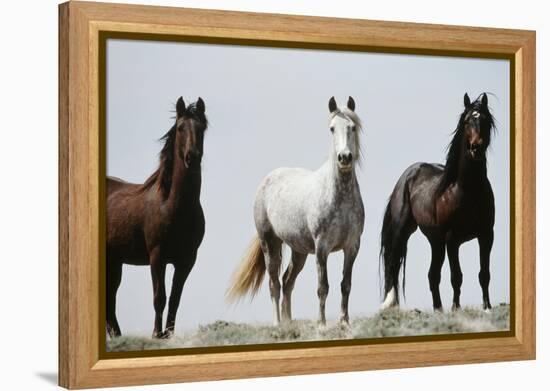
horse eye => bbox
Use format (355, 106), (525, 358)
(330, 127), (334, 133)
(351, 126), (356, 132)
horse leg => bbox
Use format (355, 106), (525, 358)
(381, 211), (416, 310)
(381, 229), (415, 309)
(340, 242), (360, 324)
(315, 246), (329, 326)
(478, 231), (494, 310)
(260, 236), (282, 326)
(106, 260), (122, 338)
(281, 251), (307, 322)
(164, 253), (197, 338)
(150, 248), (167, 338)
(446, 240), (463, 311)
(427, 238), (446, 311)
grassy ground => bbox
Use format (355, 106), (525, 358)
(107, 303), (509, 352)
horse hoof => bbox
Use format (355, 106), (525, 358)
(339, 319), (351, 332)
(151, 331), (164, 339)
(451, 304), (461, 312)
(162, 329), (174, 339)
(280, 315), (292, 325)
(339, 316), (350, 326)
(106, 327), (121, 339)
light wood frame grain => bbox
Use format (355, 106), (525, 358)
(59, 1), (536, 389)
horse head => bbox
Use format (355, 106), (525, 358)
(328, 96), (362, 173)
(461, 92), (495, 162)
(175, 96), (208, 171)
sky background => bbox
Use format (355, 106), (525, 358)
(106, 39), (510, 335)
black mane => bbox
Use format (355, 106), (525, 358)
(436, 95), (496, 196)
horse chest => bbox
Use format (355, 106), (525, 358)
(453, 202), (492, 236)
(312, 195), (364, 249)
(437, 187), (494, 238)
(146, 206), (205, 256)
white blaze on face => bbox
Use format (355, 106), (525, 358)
(330, 114), (356, 167)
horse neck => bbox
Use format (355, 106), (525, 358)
(166, 157), (202, 213)
(451, 150), (488, 191)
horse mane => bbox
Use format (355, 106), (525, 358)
(139, 102), (208, 197)
(436, 95), (496, 197)
(328, 107), (364, 166)
(138, 123), (177, 197)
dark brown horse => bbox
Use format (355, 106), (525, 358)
(380, 93), (496, 311)
(106, 97), (208, 338)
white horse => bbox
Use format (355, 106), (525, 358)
(227, 96), (365, 326)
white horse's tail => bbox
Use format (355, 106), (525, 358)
(226, 236), (266, 302)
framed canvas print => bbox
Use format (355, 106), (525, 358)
(58, 1), (536, 389)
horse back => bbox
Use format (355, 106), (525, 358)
(106, 176), (148, 264)
(388, 162), (441, 227)
(107, 176), (134, 196)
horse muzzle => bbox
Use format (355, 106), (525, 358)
(337, 151), (353, 171)
(338, 162), (353, 172)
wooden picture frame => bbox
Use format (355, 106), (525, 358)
(59, 1), (536, 388)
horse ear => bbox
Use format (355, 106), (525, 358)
(347, 96), (356, 111)
(328, 96), (337, 113)
(176, 97), (186, 118)
(481, 93), (488, 108)
(196, 97), (205, 114)
(463, 93), (471, 108)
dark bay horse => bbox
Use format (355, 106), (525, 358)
(107, 97), (208, 338)
(380, 93), (496, 311)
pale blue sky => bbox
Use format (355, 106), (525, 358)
(107, 39), (510, 334)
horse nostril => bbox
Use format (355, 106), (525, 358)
(338, 153), (352, 165)
(186, 151), (200, 166)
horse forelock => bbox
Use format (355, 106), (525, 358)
(185, 102), (209, 127)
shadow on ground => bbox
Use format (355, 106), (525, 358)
(35, 372), (57, 385)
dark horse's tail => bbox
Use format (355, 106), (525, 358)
(379, 194), (411, 309)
